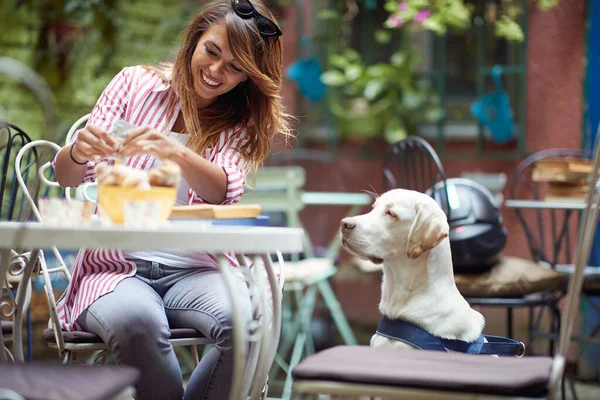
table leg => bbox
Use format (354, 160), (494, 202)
(235, 254), (263, 398)
(248, 253), (283, 400)
(217, 255), (248, 400)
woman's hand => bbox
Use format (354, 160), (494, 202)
(71, 125), (119, 163)
(120, 126), (187, 161)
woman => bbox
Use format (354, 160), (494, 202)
(52, 1), (290, 399)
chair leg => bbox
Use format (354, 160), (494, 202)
(507, 307), (513, 339)
(277, 285), (317, 362)
(282, 333), (306, 400)
(191, 345), (200, 367)
(317, 279), (357, 345)
(62, 351), (72, 364)
(551, 302), (562, 356)
(527, 306), (534, 356)
(568, 375), (579, 400)
(296, 285), (318, 356)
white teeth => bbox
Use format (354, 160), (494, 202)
(202, 71), (221, 87)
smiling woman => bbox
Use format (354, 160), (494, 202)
(50, 1), (291, 399)
(191, 24), (248, 106)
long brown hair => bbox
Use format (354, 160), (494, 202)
(146, 0), (292, 173)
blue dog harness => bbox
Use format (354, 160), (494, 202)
(377, 316), (525, 357)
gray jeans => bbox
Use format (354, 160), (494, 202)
(77, 259), (251, 400)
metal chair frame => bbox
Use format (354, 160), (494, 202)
(0, 122), (38, 362)
(507, 149), (600, 353)
(382, 136), (451, 218)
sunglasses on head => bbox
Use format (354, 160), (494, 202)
(231, 0), (282, 39)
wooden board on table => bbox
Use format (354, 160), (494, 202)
(170, 204), (261, 220)
(547, 182), (589, 197)
(532, 158), (596, 183)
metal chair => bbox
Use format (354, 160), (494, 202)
(508, 149), (600, 354)
(0, 122), (38, 362)
(0, 122), (38, 222)
(13, 139), (211, 365)
(289, 131), (600, 400)
(382, 136), (450, 217)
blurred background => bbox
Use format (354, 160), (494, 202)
(2, 0), (600, 398)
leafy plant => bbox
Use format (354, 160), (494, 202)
(383, 0), (561, 42)
(321, 42), (444, 143)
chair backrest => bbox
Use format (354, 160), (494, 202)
(64, 113), (90, 146)
(14, 140), (74, 355)
(241, 165), (310, 253)
(508, 149), (589, 268)
(0, 122), (38, 222)
(382, 136), (450, 217)
(549, 139), (600, 396)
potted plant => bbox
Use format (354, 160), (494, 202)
(318, 0), (561, 143)
(321, 42), (444, 143)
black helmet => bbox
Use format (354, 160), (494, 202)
(429, 178), (507, 274)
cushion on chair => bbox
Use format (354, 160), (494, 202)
(292, 345), (552, 397)
(170, 328), (206, 339)
(43, 328), (103, 344)
(454, 256), (565, 297)
(284, 258), (336, 283)
(0, 362), (139, 400)
(43, 327), (205, 344)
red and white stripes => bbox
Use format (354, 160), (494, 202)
(54, 66), (249, 331)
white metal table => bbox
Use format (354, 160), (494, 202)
(0, 221), (304, 400)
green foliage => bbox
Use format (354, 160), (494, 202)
(321, 44), (444, 143)
(318, 0), (561, 142)
(383, 0), (561, 42)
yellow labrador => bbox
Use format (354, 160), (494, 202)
(340, 189), (485, 350)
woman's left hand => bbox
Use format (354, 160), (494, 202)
(120, 126), (186, 161)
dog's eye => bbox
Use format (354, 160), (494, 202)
(385, 210), (396, 218)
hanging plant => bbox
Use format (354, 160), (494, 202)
(383, 0), (561, 42)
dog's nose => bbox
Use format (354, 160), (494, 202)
(341, 218), (355, 230)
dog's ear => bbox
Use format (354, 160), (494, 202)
(406, 202), (449, 260)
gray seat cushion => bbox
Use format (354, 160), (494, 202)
(292, 345), (553, 397)
(0, 362), (138, 400)
(43, 327), (205, 344)
(1, 321), (12, 335)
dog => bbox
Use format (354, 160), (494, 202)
(340, 189), (485, 350)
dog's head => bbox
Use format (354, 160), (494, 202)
(341, 189), (449, 264)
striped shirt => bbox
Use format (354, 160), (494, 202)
(54, 66), (250, 331)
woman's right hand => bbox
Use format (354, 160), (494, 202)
(71, 124), (119, 163)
